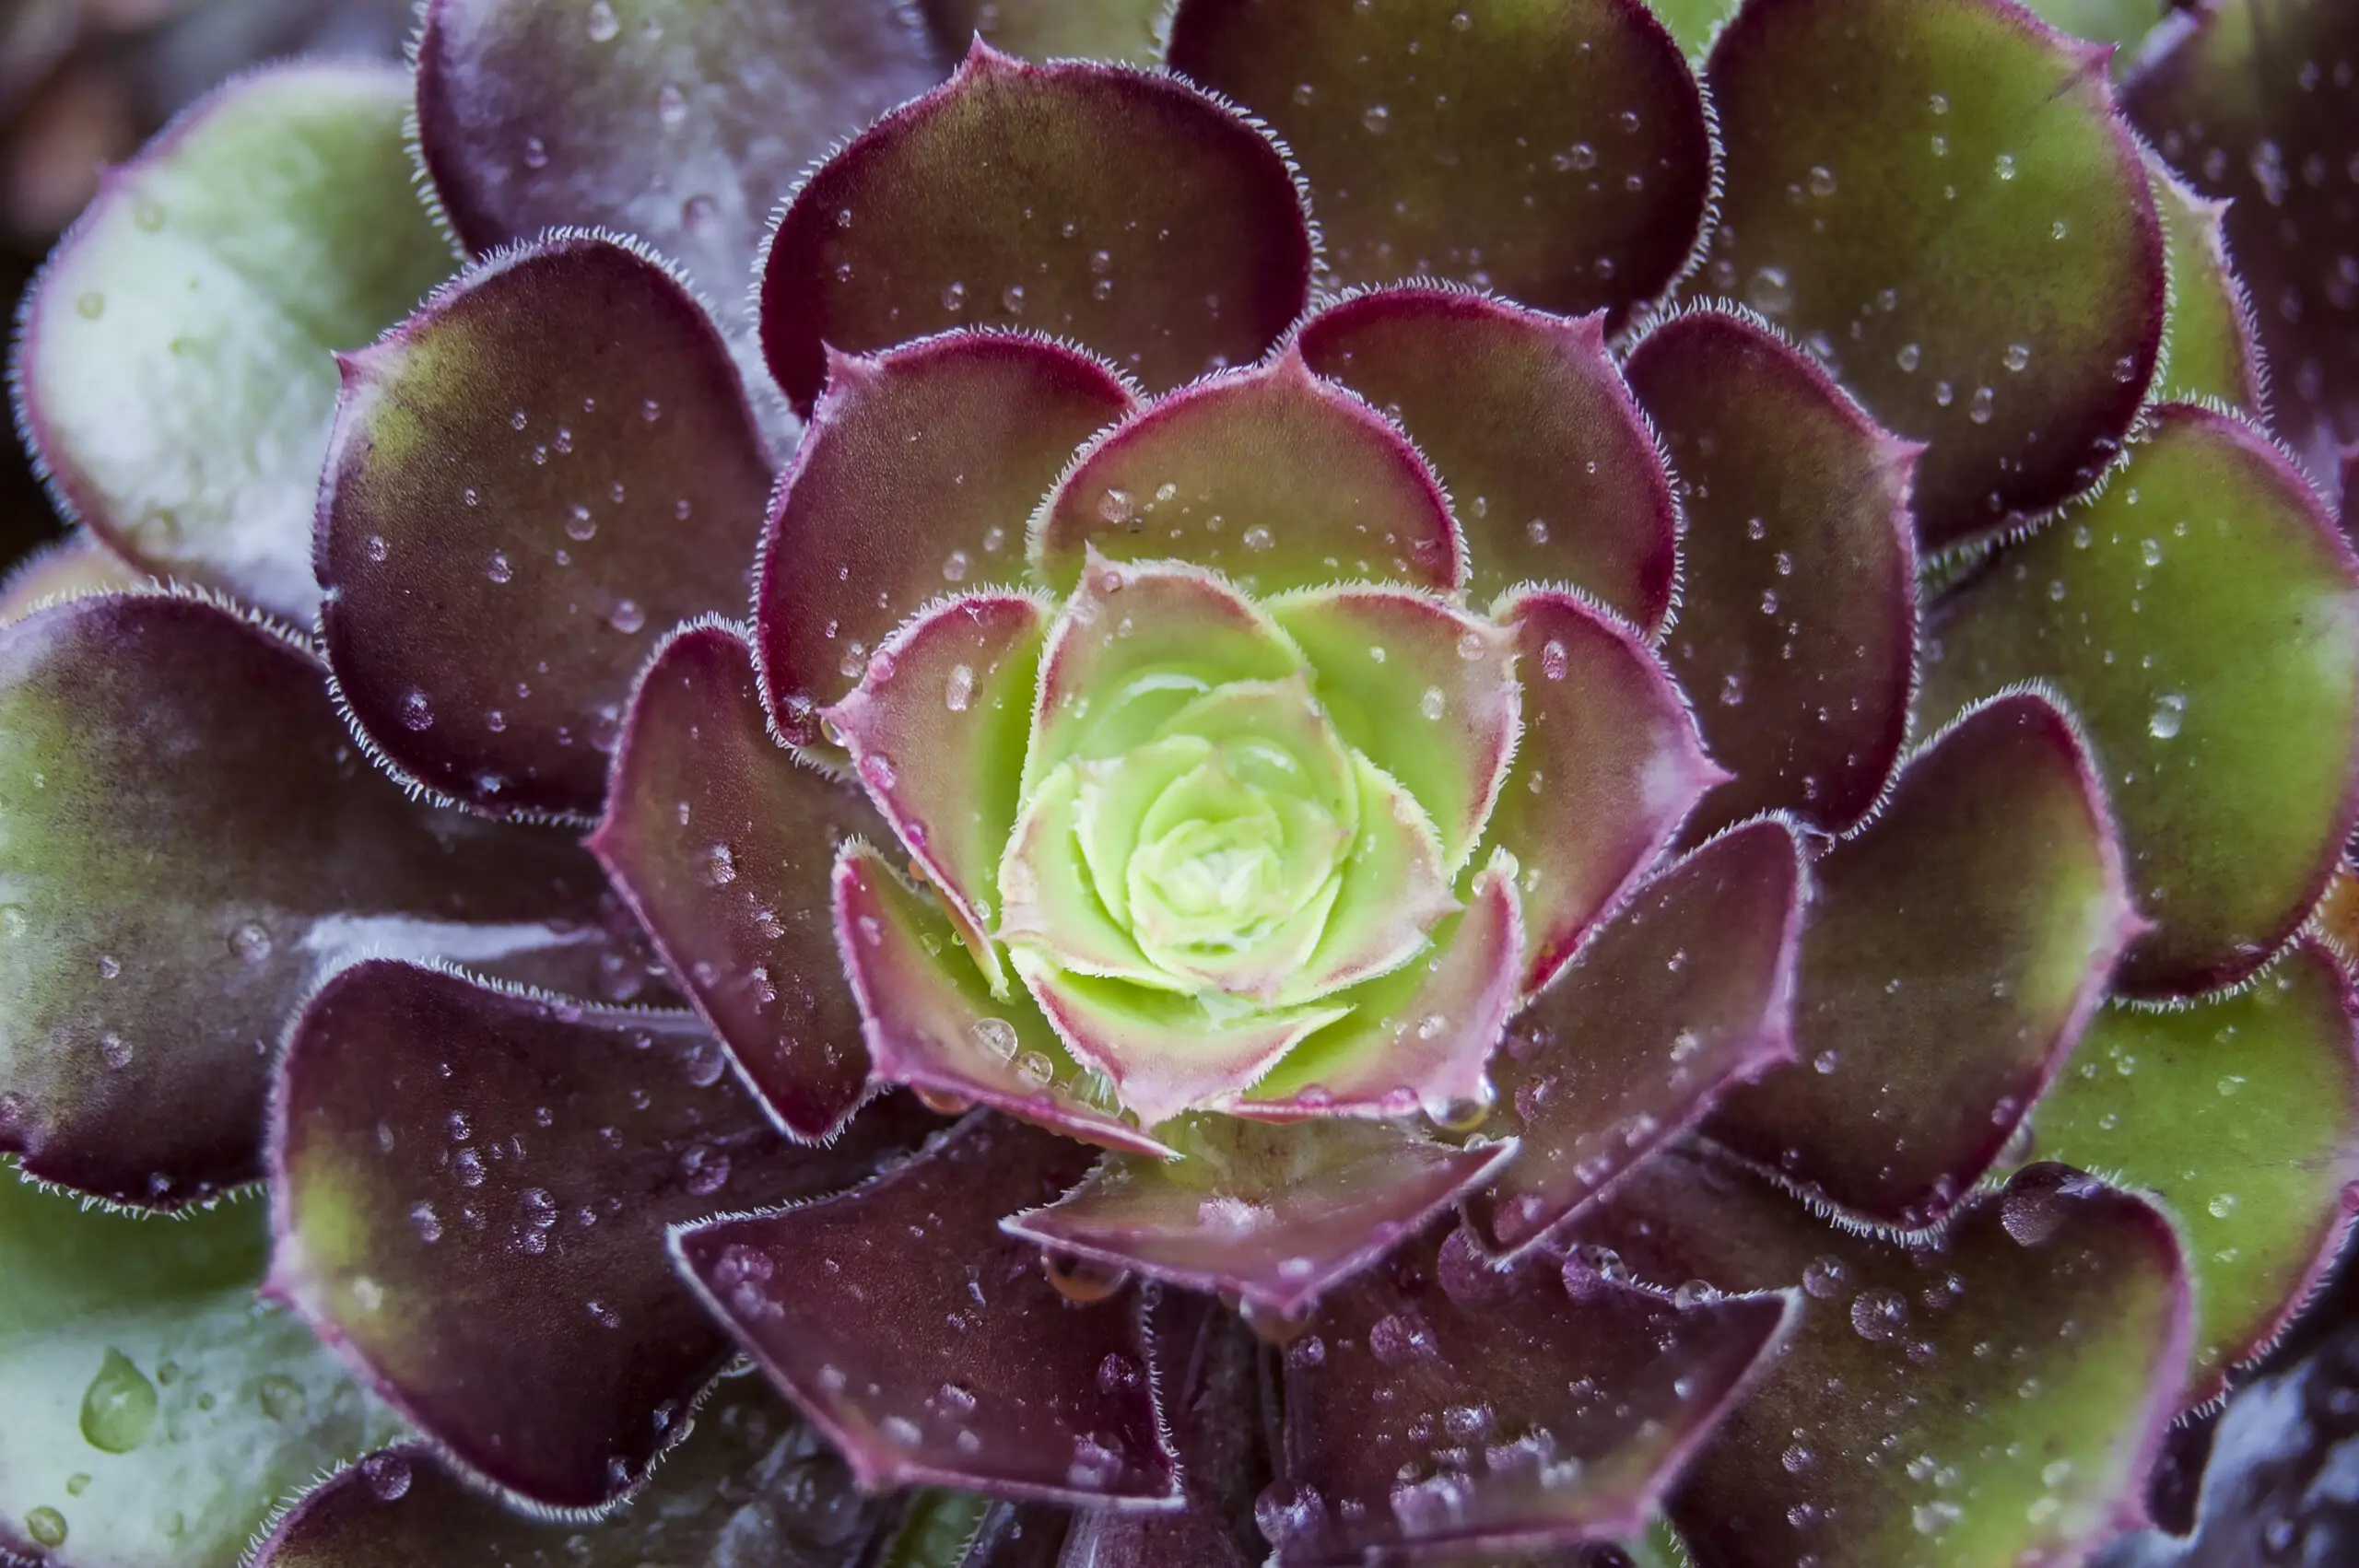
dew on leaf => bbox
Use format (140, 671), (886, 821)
(79, 1349), (157, 1454)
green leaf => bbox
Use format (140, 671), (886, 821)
(0, 1162), (402, 1568)
(1646, 0), (1738, 55)
(2151, 156), (2266, 411)
(15, 64), (456, 621)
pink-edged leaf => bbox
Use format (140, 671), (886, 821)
(757, 333), (1135, 747)
(319, 234), (770, 821)
(0, 532), (144, 623)
(588, 623), (879, 1142)
(1478, 817), (1804, 1259)
(1624, 307), (1919, 839)
(1264, 583), (1518, 874)
(1708, 692), (2139, 1227)
(1266, 1223), (1796, 1566)
(248, 1384), (889, 1568)
(1166, 0), (1713, 322)
(266, 959), (917, 1511)
(2147, 152), (2269, 414)
(1575, 1150), (2192, 1568)
(825, 592), (1050, 968)
(1481, 587), (1727, 996)
(2126, 0), (2359, 486)
(834, 842), (1176, 1158)
(1032, 348), (1462, 599)
(1003, 1117), (1515, 1319)
(1015, 955), (1348, 1130)
(416, 0), (939, 388)
(672, 1111), (1180, 1508)
(759, 43), (1312, 415)
(1233, 856), (1522, 1123)
(1700, 0), (2165, 549)
(0, 592), (639, 1210)
(1297, 287), (1680, 627)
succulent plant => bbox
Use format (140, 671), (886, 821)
(2, 0), (2357, 1564)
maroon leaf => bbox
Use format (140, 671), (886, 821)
(760, 43), (1312, 415)
(1708, 693), (2140, 1227)
(589, 623), (881, 1142)
(1624, 306), (1919, 839)
(319, 235), (771, 820)
(1479, 817), (1803, 1259)
(1004, 1118), (1515, 1319)
(1296, 287), (1679, 627)
(672, 1112), (1180, 1507)
(266, 960), (914, 1510)
(1266, 1223), (1795, 1564)
(1032, 347), (1463, 599)
(0, 592), (633, 1210)
(1167, 0), (1713, 322)
(757, 332), (1135, 747)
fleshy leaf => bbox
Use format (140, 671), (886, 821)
(827, 592), (1050, 976)
(319, 233), (771, 821)
(2126, 0), (2359, 484)
(1267, 1223), (1796, 1564)
(12, 63), (456, 621)
(1015, 955), (1349, 1129)
(999, 760), (1182, 990)
(757, 333), (1135, 746)
(1920, 404), (2359, 995)
(1003, 1117), (1515, 1317)
(589, 624), (880, 1142)
(1024, 554), (1306, 793)
(1481, 588), (1726, 995)
(1166, 0), (1713, 322)
(1699, 0), (2165, 548)
(1479, 818), (1803, 1258)
(1032, 350), (1461, 599)
(672, 1113), (1179, 1507)
(1576, 1151), (2191, 1568)
(0, 592), (628, 1209)
(835, 843), (1175, 1158)
(760, 44), (1312, 415)
(417, 0), (939, 400)
(1649, 0), (1740, 54)
(266, 960), (904, 1511)
(1708, 693), (2136, 1226)
(1265, 584), (1519, 873)
(920, 0), (1165, 64)
(1295, 287), (1679, 626)
(2150, 155), (2267, 413)
(0, 1163), (404, 1568)
(2027, 938), (2359, 1401)
(1624, 307), (1919, 837)
(0, 533), (144, 624)
(1234, 856), (1521, 1121)
(254, 1388), (886, 1566)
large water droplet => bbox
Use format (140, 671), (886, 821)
(79, 1349), (157, 1454)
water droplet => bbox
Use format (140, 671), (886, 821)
(1044, 1252), (1129, 1303)
(608, 599), (645, 634)
(76, 292), (104, 320)
(2148, 693), (2186, 740)
(969, 1016), (1019, 1061)
(1539, 638), (1569, 681)
(680, 1144), (731, 1196)
(656, 83), (688, 129)
(361, 1453), (412, 1501)
(1013, 1049), (1056, 1089)
(1993, 153), (2017, 181)
(702, 844), (738, 887)
(23, 1508), (65, 1549)
(257, 1374), (308, 1422)
(1782, 1442), (1815, 1473)
(363, 533), (390, 563)
(2004, 344), (2031, 372)
(230, 924), (272, 965)
(942, 280), (968, 311)
(79, 1350), (157, 1453)
(522, 136), (549, 171)
(1746, 265), (1794, 315)
(945, 663), (976, 712)
(1850, 1287), (1907, 1342)
(1807, 165), (1837, 197)
(586, 0), (619, 40)
(399, 690), (435, 731)
(1242, 525), (1274, 552)
(1363, 104), (1391, 134)
(2208, 1193), (2237, 1219)
(941, 549), (970, 582)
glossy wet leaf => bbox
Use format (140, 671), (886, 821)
(249, 1383), (888, 1568)
(1624, 306), (1919, 838)
(672, 1113), (1178, 1507)
(757, 333), (1134, 747)
(267, 960), (901, 1510)
(0, 1165), (403, 1568)
(1296, 287), (1678, 626)
(1708, 694), (2134, 1226)
(1168, 0), (1713, 322)
(13, 63), (455, 621)
(1701, 0), (2164, 548)
(0, 593), (627, 1210)
(1480, 818), (1802, 1258)
(320, 235), (772, 820)
(417, 0), (939, 403)
(1577, 1153), (2190, 1568)
(760, 45), (1311, 414)
(1921, 404), (2359, 995)
(2027, 939), (2359, 1400)
(1268, 1223), (1795, 1564)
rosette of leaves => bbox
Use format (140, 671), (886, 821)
(3, 0), (2358, 1565)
